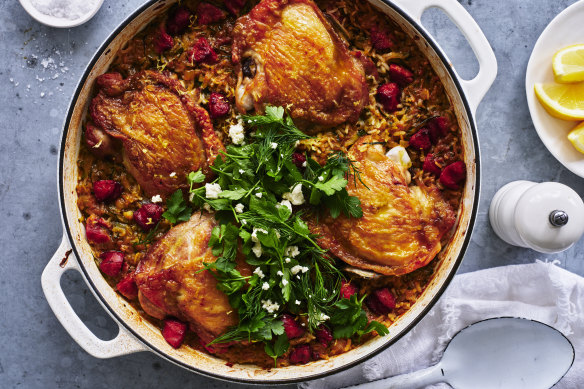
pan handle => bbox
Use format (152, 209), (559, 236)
(41, 235), (148, 358)
(391, 0), (497, 114)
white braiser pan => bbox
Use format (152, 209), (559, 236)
(42, 0), (496, 384)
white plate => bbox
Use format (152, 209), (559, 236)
(526, 0), (584, 178)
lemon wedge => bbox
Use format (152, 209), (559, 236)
(534, 82), (584, 120)
(568, 121), (584, 154)
(553, 44), (584, 83)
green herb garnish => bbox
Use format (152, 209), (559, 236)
(182, 106), (386, 363)
(330, 294), (390, 339)
(162, 189), (192, 224)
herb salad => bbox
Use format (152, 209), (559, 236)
(162, 106), (388, 363)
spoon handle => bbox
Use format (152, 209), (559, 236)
(342, 363), (444, 389)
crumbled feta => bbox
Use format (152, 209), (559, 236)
(169, 172), (176, 177)
(270, 142), (278, 149)
(261, 282), (270, 291)
(318, 175), (324, 182)
(315, 312), (330, 324)
(151, 195), (163, 203)
(386, 146), (412, 169)
(295, 300), (301, 305)
(282, 279), (288, 286)
(241, 219), (247, 225)
(302, 161), (307, 167)
(234, 203), (245, 213)
(238, 169), (245, 174)
(291, 265), (309, 275)
(282, 184), (305, 205)
(254, 267), (265, 279)
(228, 120), (245, 145)
(252, 242), (262, 257)
(205, 183), (222, 199)
(255, 192), (263, 198)
(203, 203), (212, 212)
(251, 228), (268, 243)
(261, 299), (280, 313)
(294, 140), (300, 147)
(285, 246), (300, 258)
(386, 146), (412, 183)
(278, 199), (292, 213)
(277, 270), (283, 276)
(284, 257), (291, 263)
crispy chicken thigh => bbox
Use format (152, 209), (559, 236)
(90, 71), (224, 198)
(232, 0), (369, 130)
(310, 137), (457, 276)
(135, 213), (246, 342)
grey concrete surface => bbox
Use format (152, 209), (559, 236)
(1, 0), (583, 388)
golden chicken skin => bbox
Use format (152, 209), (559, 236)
(134, 212), (247, 343)
(232, 0), (369, 130)
(310, 137), (457, 276)
(89, 70), (224, 198)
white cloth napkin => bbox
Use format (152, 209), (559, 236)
(300, 261), (584, 389)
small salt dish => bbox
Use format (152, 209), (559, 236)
(19, 0), (105, 28)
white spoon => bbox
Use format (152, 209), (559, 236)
(343, 317), (574, 389)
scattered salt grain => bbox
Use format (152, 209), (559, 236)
(41, 57), (54, 69)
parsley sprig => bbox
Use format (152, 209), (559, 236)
(162, 106), (388, 364)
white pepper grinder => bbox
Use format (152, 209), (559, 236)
(489, 181), (584, 253)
